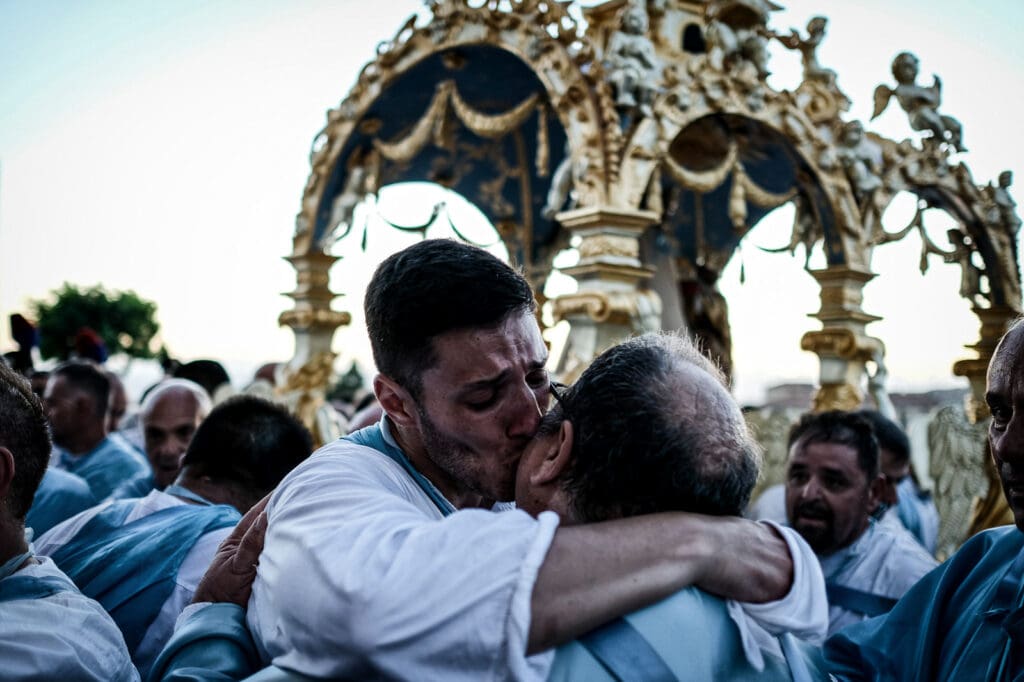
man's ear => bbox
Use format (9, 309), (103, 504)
(867, 474), (886, 514)
(374, 374), (417, 428)
(531, 420), (575, 486)
(0, 446), (15, 501)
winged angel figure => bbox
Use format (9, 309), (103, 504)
(928, 405), (989, 560)
(871, 52), (965, 152)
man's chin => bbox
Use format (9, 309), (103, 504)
(1002, 481), (1024, 531)
(792, 522), (833, 553)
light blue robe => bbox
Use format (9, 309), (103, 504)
(49, 499), (240, 659)
(894, 477), (939, 555)
(109, 471), (157, 500)
(55, 436), (150, 500)
(149, 592), (826, 682)
(818, 521), (936, 636)
(548, 588), (822, 681)
(1, 556), (140, 681)
(825, 525), (1024, 680)
(25, 467), (97, 536)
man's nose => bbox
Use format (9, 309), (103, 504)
(797, 477), (823, 501)
(507, 384), (543, 439)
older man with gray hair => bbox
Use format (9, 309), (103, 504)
(108, 379), (212, 500)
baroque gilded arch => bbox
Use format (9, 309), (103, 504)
(276, 1), (1022, 539)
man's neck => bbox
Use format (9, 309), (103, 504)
(0, 521), (30, 570)
(171, 473), (245, 514)
(61, 428), (106, 456)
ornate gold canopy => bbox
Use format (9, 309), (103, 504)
(275, 0), (1021, 533)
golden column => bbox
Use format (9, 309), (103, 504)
(800, 266), (883, 412)
(552, 206), (662, 381)
(278, 251), (352, 446)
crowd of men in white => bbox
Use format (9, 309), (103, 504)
(2, 240), (1022, 681)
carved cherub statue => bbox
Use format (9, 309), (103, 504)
(941, 228), (985, 304)
(605, 1), (660, 115)
(988, 170), (1022, 234)
(835, 120), (883, 203)
(777, 15), (836, 86)
(872, 52), (965, 152)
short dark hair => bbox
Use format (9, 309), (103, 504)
(52, 361), (110, 417)
(855, 410), (910, 465)
(0, 364), (51, 519)
(544, 333), (761, 522)
(173, 359), (231, 399)
(364, 239), (536, 396)
(181, 396), (313, 498)
(788, 411), (879, 479)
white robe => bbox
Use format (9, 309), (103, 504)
(34, 489), (232, 677)
(0, 556), (139, 681)
(818, 520), (938, 636)
(249, 417), (827, 680)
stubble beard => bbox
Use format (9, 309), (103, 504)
(417, 405), (514, 503)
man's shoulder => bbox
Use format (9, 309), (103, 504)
(40, 467), (94, 496)
(1, 559), (138, 681)
(861, 522), (938, 588)
(551, 589), (757, 682)
(280, 438), (426, 497)
(949, 524), (1023, 571)
(99, 435), (147, 466)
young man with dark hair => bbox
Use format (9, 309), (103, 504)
(45, 361), (148, 499)
(0, 363), (137, 681)
(241, 239), (823, 679)
(827, 319), (1024, 679)
(784, 411), (936, 636)
(36, 396), (313, 677)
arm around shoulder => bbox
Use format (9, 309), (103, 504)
(528, 512), (794, 653)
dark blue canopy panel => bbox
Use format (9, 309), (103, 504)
(661, 114), (844, 269)
(313, 44), (568, 269)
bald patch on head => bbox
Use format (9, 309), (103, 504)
(664, 357), (754, 479)
(141, 379), (212, 422)
(991, 319), (1024, 377)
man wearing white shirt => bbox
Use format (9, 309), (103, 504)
(784, 410), (936, 636)
(0, 363), (137, 681)
(37, 396), (312, 677)
(242, 239), (825, 680)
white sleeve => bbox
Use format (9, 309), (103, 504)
(726, 522), (828, 669)
(248, 452), (560, 682)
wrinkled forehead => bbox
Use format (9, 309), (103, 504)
(991, 326), (1024, 375)
(989, 326), (1024, 394)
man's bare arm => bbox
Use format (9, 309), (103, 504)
(527, 513), (791, 653)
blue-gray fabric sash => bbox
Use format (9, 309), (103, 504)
(826, 582), (898, 617)
(344, 423), (456, 517)
(0, 573), (76, 602)
(577, 617), (677, 682)
(49, 499), (240, 653)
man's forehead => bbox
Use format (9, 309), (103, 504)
(427, 315), (547, 381)
(989, 325), (1024, 388)
(143, 390), (202, 421)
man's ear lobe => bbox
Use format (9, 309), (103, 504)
(0, 447), (15, 501)
(867, 474), (886, 512)
(532, 420), (575, 485)
(374, 375), (417, 428)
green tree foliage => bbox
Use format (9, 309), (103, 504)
(31, 283), (160, 361)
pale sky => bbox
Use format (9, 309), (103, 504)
(1, 0), (1021, 404)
